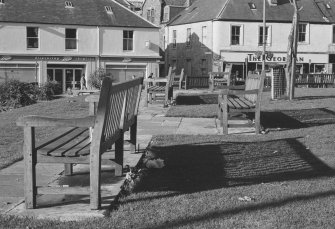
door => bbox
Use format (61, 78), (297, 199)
(54, 69), (64, 91)
(65, 69), (74, 90)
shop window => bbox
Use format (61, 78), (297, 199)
(106, 64), (146, 82)
(123, 30), (133, 51)
(65, 28), (77, 50)
(231, 25), (241, 45)
(298, 24), (308, 43)
(259, 26), (270, 46)
(0, 63), (38, 83)
(186, 28), (191, 47)
(27, 27), (39, 49)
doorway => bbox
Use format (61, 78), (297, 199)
(47, 65), (85, 92)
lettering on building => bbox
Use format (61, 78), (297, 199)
(247, 54), (304, 63)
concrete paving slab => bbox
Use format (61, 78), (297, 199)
(176, 118), (219, 135)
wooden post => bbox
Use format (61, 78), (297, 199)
(23, 127), (36, 209)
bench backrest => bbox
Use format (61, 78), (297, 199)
(91, 77), (143, 153)
(244, 73), (264, 103)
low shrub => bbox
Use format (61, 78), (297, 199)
(36, 81), (62, 100)
(87, 68), (114, 89)
(0, 80), (37, 111)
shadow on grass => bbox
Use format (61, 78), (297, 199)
(295, 95), (335, 100)
(175, 94), (218, 105)
(136, 138), (333, 194)
(261, 108), (335, 130)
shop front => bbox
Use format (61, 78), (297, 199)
(219, 51), (329, 78)
(0, 55), (97, 92)
(101, 57), (160, 83)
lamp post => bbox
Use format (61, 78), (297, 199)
(262, 0), (266, 74)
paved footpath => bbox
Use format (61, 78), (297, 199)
(0, 91), (254, 221)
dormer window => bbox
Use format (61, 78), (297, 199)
(326, 3), (331, 9)
(105, 6), (113, 13)
(65, 1), (73, 8)
(0, 0), (5, 4)
(248, 2), (256, 9)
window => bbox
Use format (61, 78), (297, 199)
(333, 25), (335, 43)
(150, 9), (155, 23)
(27, 27), (39, 49)
(147, 9), (151, 21)
(231, 26), (241, 45)
(172, 30), (177, 48)
(259, 26), (270, 46)
(105, 6), (113, 14)
(186, 28), (191, 47)
(123, 30), (133, 51)
(65, 1), (73, 8)
(201, 26), (207, 46)
(248, 2), (256, 9)
(298, 24), (307, 43)
(163, 7), (169, 22)
(65, 28), (77, 50)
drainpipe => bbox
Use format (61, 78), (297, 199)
(97, 26), (100, 69)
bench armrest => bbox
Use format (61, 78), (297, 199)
(17, 115), (95, 127)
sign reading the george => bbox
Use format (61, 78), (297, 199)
(247, 54), (304, 63)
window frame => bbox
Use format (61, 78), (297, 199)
(230, 24), (243, 46)
(231, 25), (241, 45)
(123, 30), (134, 51)
(332, 25), (335, 44)
(298, 23), (309, 44)
(258, 25), (271, 46)
(186, 28), (191, 47)
(172, 30), (177, 49)
(65, 28), (78, 50)
(26, 27), (39, 49)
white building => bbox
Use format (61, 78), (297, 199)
(165, 0), (335, 79)
(0, 0), (160, 92)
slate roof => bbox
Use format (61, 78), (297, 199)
(164, 0), (188, 6)
(0, 0), (157, 28)
(169, 0), (335, 25)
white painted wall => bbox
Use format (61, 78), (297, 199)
(212, 21), (332, 54)
(0, 23), (98, 55)
(100, 27), (160, 57)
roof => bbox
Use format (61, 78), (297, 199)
(164, 0), (188, 6)
(169, 0), (335, 25)
(0, 0), (158, 28)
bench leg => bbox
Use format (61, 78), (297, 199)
(255, 110), (261, 134)
(149, 93), (153, 104)
(23, 127), (37, 209)
(115, 132), (124, 176)
(129, 119), (137, 154)
(218, 105), (223, 127)
(64, 164), (73, 176)
(222, 105), (228, 134)
(90, 146), (101, 210)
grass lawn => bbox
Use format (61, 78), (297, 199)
(0, 96), (89, 169)
(1, 88), (335, 228)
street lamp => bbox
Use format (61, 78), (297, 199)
(262, 0), (266, 74)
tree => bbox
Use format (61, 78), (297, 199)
(286, 0), (299, 100)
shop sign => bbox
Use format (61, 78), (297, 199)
(247, 53), (304, 63)
(122, 58), (132, 63)
(0, 56), (12, 61)
(33, 56), (95, 61)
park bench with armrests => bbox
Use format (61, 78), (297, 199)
(208, 64), (233, 91)
(218, 73), (264, 134)
(144, 67), (174, 107)
(16, 77), (143, 210)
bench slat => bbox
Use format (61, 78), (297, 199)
(37, 127), (90, 157)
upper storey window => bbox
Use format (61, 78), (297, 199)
(27, 27), (39, 49)
(65, 28), (77, 50)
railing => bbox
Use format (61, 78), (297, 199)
(295, 73), (335, 88)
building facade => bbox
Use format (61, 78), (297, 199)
(0, 0), (160, 92)
(166, 0), (335, 79)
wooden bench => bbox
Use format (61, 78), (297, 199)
(295, 73), (335, 88)
(209, 64), (233, 91)
(144, 67), (174, 107)
(16, 77), (143, 210)
(218, 73), (264, 134)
